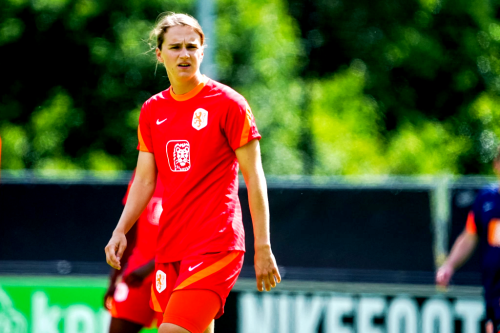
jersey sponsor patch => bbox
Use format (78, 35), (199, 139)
(156, 270), (167, 293)
(488, 219), (500, 247)
(167, 140), (191, 172)
(192, 108), (208, 130)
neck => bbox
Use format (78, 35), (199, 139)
(170, 72), (204, 95)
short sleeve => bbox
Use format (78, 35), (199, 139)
(465, 211), (477, 235)
(137, 101), (154, 153)
(224, 99), (261, 151)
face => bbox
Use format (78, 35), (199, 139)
(156, 25), (204, 84)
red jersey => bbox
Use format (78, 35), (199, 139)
(137, 77), (260, 262)
(123, 176), (163, 276)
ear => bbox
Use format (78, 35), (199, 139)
(199, 48), (204, 63)
(155, 47), (164, 63)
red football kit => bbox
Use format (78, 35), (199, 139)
(110, 176), (163, 327)
(138, 77), (259, 327)
(137, 76), (260, 262)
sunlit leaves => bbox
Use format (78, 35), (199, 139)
(0, 18), (24, 46)
(386, 121), (470, 174)
(216, 0), (304, 174)
(0, 123), (28, 169)
(87, 150), (125, 171)
(31, 0), (70, 12)
(30, 88), (84, 166)
(310, 61), (386, 175)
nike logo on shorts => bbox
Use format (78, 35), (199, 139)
(156, 118), (167, 125)
(188, 262), (203, 271)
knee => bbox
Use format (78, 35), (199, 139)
(158, 323), (191, 333)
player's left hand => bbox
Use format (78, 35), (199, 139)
(254, 244), (281, 292)
(105, 231), (127, 270)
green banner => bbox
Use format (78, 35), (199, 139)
(0, 276), (157, 333)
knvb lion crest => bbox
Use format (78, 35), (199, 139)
(156, 270), (167, 293)
(192, 108), (208, 130)
(166, 140), (191, 172)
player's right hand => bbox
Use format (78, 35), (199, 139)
(105, 232), (127, 270)
(435, 264), (454, 287)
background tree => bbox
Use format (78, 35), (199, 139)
(2, 0), (500, 176)
(288, 0), (500, 175)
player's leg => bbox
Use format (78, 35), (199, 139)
(109, 318), (143, 333)
(487, 321), (494, 333)
(158, 323), (190, 333)
(109, 279), (157, 333)
(159, 289), (220, 333)
(487, 304), (500, 333)
(156, 321), (212, 333)
(204, 320), (214, 333)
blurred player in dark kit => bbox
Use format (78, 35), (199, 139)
(105, 175), (163, 333)
(436, 150), (500, 333)
(105, 12), (281, 333)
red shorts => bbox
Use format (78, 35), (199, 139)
(150, 251), (244, 319)
(110, 275), (162, 327)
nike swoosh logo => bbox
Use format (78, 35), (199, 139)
(156, 118), (167, 125)
(188, 262), (203, 271)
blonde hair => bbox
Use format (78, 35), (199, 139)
(150, 12), (205, 51)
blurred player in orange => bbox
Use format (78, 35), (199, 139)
(105, 12), (281, 333)
(105, 174), (163, 333)
(436, 150), (500, 333)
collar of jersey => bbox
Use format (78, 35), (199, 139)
(169, 75), (209, 101)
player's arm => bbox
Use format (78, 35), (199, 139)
(105, 151), (157, 270)
(104, 223), (138, 307)
(436, 227), (478, 287)
(235, 139), (281, 292)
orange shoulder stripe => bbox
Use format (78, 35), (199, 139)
(239, 108), (253, 147)
(465, 211), (477, 235)
(174, 252), (240, 291)
(150, 285), (163, 312)
(138, 126), (150, 152)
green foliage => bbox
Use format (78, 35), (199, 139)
(0, 0), (195, 172)
(288, 0), (500, 175)
(0, 123), (28, 169)
(385, 121), (471, 174)
(2, 0), (500, 175)
(310, 60), (386, 175)
(216, 0), (305, 174)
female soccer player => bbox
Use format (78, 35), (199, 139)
(104, 12), (281, 333)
